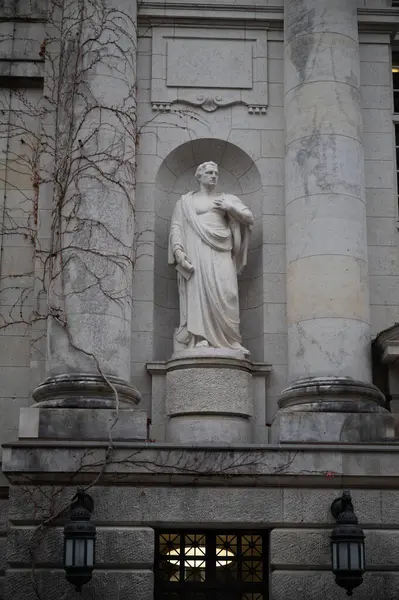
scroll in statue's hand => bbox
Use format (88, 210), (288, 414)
(174, 249), (194, 274)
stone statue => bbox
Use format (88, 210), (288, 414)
(168, 161), (254, 355)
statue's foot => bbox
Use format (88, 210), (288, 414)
(195, 339), (210, 348)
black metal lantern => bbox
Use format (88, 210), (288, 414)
(330, 490), (365, 596)
(64, 488), (96, 592)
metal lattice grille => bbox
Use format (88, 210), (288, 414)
(155, 531), (269, 600)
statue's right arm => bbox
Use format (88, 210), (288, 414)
(169, 199), (194, 274)
(170, 201), (187, 264)
(170, 224), (184, 259)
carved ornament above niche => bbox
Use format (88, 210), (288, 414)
(151, 27), (268, 114)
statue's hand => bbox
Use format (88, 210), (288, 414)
(214, 196), (233, 212)
(181, 257), (194, 273)
(175, 249), (194, 273)
(174, 248), (186, 264)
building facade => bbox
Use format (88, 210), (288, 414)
(1, 0), (399, 598)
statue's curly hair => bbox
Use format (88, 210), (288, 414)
(195, 161), (218, 180)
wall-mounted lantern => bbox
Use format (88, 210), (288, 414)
(330, 490), (365, 596)
(64, 488), (96, 592)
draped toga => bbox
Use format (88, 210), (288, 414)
(168, 192), (251, 353)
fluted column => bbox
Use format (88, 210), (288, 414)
(277, 0), (385, 422)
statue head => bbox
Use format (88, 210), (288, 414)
(195, 161), (219, 188)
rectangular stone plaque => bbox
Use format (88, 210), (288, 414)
(151, 27), (268, 113)
(166, 39), (253, 89)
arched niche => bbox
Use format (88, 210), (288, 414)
(153, 138), (263, 360)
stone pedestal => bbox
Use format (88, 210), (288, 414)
(164, 349), (253, 444)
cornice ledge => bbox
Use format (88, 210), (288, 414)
(138, 1), (284, 27)
(373, 323), (399, 366)
(358, 7), (399, 37)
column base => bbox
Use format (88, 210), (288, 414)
(27, 374), (145, 441)
(273, 376), (390, 443)
(165, 349), (253, 444)
(33, 373), (141, 409)
(278, 376), (386, 413)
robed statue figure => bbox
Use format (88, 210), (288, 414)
(168, 161), (254, 354)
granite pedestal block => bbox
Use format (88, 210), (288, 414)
(164, 349), (254, 443)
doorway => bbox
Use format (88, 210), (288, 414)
(154, 530), (269, 600)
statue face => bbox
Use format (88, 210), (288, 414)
(199, 165), (219, 187)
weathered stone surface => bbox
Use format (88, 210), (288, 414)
(286, 319), (373, 383)
(271, 529), (331, 567)
(380, 491), (399, 524)
(296, 487), (391, 526)
(0, 497), (9, 525)
(30, 0), (139, 411)
(7, 527), (154, 567)
(271, 571), (394, 600)
(164, 352), (254, 442)
(281, 0), (373, 422)
(167, 415), (251, 444)
(285, 194), (368, 263)
(166, 363), (252, 416)
(4, 570), (153, 600)
(8, 485), (285, 526)
(7, 444), (399, 488)
(7, 480), (399, 528)
(18, 408), (148, 441)
(32, 374), (141, 409)
(282, 488), (384, 525)
(271, 528), (399, 568)
(0, 536), (6, 572)
(274, 411), (395, 443)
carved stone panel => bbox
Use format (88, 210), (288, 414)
(151, 27), (268, 113)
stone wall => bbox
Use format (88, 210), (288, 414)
(360, 34), (399, 337)
(5, 478), (399, 600)
(0, 4), (45, 451)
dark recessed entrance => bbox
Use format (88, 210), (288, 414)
(154, 530), (269, 600)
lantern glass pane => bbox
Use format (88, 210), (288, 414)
(65, 539), (74, 567)
(332, 542), (338, 570)
(75, 539), (86, 567)
(338, 542), (348, 570)
(349, 542), (360, 570)
(360, 542), (365, 570)
(86, 539), (94, 567)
